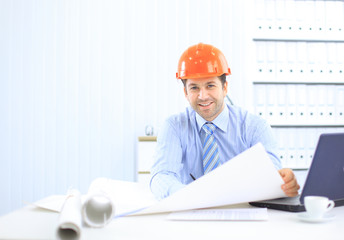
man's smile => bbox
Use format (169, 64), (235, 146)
(199, 102), (213, 107)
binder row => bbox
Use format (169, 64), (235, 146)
(255, 41), (344, 83)
(254, 0), (344, 40)
(252, 0), (344, 171)
(272, 127), (344, 169)
(254, 84), (344, 125)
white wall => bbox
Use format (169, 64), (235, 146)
(0, 0), (250, 215)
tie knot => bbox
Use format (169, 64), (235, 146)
(202, 122), (216, 135)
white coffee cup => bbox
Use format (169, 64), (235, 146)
(304, 196), (335, 219)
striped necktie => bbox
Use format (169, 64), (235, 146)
(202, 122), (220, 174)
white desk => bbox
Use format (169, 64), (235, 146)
(1, 202), (343, 240)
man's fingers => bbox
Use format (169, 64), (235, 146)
(282, 179), (300, 197)
(279, 168), (295, 183)
(282, 180), (300, 191)
(279, 168), (300, 197)
(284, 189), (299, 197)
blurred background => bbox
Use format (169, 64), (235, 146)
(1, 0), (343, 216)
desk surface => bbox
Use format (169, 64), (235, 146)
(1, 202), (344, 240)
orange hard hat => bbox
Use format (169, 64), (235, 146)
(176, 43), (231, 79)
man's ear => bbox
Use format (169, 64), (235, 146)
(223, 81), (228, 95)
(184, 87), (188, 97)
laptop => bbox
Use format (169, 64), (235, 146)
(249, 132), (344, 212)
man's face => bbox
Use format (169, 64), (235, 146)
(184, 76), (228, 122)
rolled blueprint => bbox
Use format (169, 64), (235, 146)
(82, 192), (115, 228)
(56, 190), (82, 240)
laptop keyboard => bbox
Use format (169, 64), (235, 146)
(265, 195), (301, 205)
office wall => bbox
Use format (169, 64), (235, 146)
(0, 0), (250, 215)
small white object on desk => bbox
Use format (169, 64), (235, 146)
(297, 195), (336, 223)
(297, 212), (336, 223)
(304, 196), (335, 219)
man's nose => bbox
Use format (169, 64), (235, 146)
(198, 88), (209, 99)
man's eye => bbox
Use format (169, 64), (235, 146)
(208, 85), (215, 88)
(190, 87), (198, 90)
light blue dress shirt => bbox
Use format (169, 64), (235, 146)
(150, 103), (281, 199)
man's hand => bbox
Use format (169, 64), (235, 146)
(278, 168), (300, 197)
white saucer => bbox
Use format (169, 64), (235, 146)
(297, 213), (336, 223)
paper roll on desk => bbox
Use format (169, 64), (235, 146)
(56, 190), (82, 240)
(82, 192), (115, 228)
(56, 190), (115, 240)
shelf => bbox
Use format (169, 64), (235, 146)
(253, 26), (344, 42)
(138, 136), (157, 142)
(253, 36), (344, 43)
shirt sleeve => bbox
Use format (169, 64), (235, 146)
(247, 116), (282, 170)
(150, 117), (186, 199)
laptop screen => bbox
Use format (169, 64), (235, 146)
(300, 133), (344, 204)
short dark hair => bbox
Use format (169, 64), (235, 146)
(181, 74), (227, 88)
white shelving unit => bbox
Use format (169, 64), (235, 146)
(136, 136), (157, 185)
(251, 0), (344, 170)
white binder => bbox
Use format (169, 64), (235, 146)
(276, 84), (287, 124)
(254, 84), (267, 120)
(265, 0), (276, 30)
(255, 41), (266, 82)
(317, 86), (327, 124)
(314, 0), (325, 35)
(275, 0), (288, 37)
(266, 42), (276, 82)
(307, 128), (318, 167)
(297, 128), (307, 169)
(327, 86), (336, 125)
(286, 42), (297, 82)
(306, 43), (317, 83)
(325, 1), (340, 38)
(286, 84), (297, 125)
(296, 85), (307, 125)
(296, 42), (307, 82)
(266, 84), (278, 124)
(254, 0), (266, 36)
(326, 43), (336, 82)
(306, 85), (318, 124)
(276, 42), (287, 82)
(284, 0), (297, 33)
(295, 0), (308, 39)
(303, 0), (315, 38)
(336, 87), (344, 124)
(277, 128), (288, 168)
(315, 42), (327, 82)
(287, 128), (296, 168)
(335, 43), (344, 83)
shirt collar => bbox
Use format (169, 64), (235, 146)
(196, 104), (229, 133)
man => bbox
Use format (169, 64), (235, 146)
(150, 43), (300, 200)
